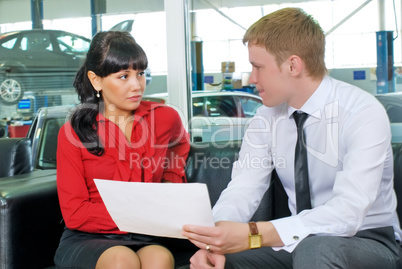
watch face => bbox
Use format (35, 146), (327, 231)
(249, 234), (262, 249)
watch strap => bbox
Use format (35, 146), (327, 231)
(248, 222), (262, 249)
(249, 222), (259, 235)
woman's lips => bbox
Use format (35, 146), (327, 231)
(128, 95), (142, 102)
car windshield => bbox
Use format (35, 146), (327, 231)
(375, 93), (402, 144)
(238, 96), (262, 117)
(192, 96), (239, 117)
(36, 117), (65, 169)
(376, 94), (402, 123)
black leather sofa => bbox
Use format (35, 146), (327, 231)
(0, 138), (401, 268)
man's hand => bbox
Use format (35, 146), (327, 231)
(189, 249), (225, 269)
(182, 221), (249, 254)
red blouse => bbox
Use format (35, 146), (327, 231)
(57, 101), (190, 234)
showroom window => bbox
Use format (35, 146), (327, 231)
(190, 0), (400, 72)
(1, 0), (400, 72)
(0, 0), (401, 142)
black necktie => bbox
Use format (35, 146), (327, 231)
(293, 111), (312, 213)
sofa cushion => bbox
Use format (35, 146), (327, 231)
(0, 170), (62, 269)
(185, 141), (241, 207)
(185, 141), (290, 222)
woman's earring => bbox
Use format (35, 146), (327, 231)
(96, 91), (100, 98)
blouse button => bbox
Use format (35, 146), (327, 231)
(293, 236), (299, 241)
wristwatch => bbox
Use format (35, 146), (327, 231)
(248, 222), (262, 249)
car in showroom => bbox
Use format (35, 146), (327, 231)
(375, 92), (402, 143)
(0, 29), (91, 105)
(143, 90), (263, 142)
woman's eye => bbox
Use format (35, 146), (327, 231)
(138, 71), (145, 77)
(119, 75), (128, 79)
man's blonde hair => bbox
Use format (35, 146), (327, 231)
(243, 7), (327, 79)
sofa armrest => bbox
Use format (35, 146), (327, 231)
(0, 170), (63, 269)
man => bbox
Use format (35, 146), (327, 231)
(182, 7), (402, 269)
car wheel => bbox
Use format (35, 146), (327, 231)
(0, 77), (24, 105)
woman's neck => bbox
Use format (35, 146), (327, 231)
(103, 110), (134, 126)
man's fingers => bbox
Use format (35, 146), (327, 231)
(183, 224), (216, 236)
(182, 227), (215, 245)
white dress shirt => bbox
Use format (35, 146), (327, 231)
(212, 76), (402, 252)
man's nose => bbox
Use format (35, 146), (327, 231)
(249, 71), (257, 84)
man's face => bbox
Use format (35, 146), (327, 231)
(248, 44), (292, 107)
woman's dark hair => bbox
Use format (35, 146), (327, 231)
(70, 31), (148, 155)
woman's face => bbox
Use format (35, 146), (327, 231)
(91, 68), (146, 118)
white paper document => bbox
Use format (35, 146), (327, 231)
(94, 179), (215, 239)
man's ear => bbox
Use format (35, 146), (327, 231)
(87, 71), (102, 91)
(288, 55), (303, 76)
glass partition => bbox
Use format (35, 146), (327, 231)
(0, 0), (401, 142)
(0, 1), (168, 138)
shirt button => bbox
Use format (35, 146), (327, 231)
(293, 236), (299, 241)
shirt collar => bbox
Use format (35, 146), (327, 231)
(287, 75), (331, 121)
(96, 101), (164, 123)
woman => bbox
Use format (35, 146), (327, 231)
(54, 31), (190, 269)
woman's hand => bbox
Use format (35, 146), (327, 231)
(182, 221), (249, 254)
(189, 249), (226, 269)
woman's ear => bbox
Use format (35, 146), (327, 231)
(87, 71), (102, 91)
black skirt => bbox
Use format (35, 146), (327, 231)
(54, 227), (164, 269)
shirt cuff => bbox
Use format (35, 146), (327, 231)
(270, 215), (310, 253)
